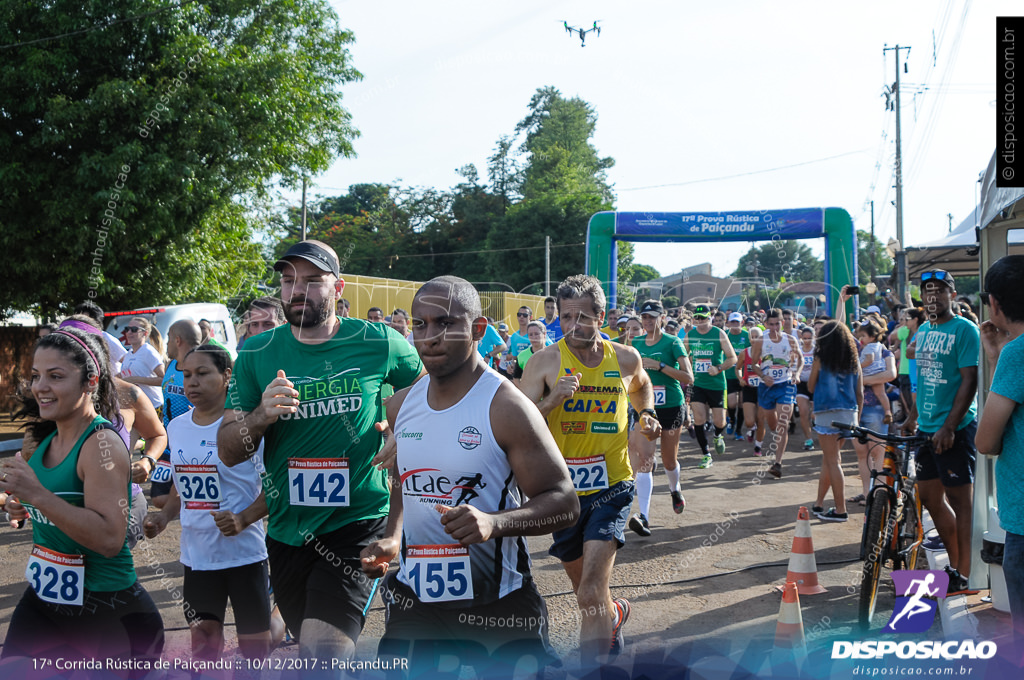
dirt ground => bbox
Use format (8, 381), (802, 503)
(0, 415), (1010, 678)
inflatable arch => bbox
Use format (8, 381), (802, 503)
(586, 208), (858, 318)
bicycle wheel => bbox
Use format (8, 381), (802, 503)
(860, 486), (892, 630)
(899, 489), (923, 571)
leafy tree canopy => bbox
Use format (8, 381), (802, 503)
(731, 241), (824, 284)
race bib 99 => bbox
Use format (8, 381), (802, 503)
(26, 545), (84, 606)
(566, 455), (609, 492)
(405, 544), (474, 603)
(288, 458), (349, 507)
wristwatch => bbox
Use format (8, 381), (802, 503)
(659, 362), (666, 371)
(639, 408), (657, 419)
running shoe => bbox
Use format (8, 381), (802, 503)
(923, 535), (945, 552)
(671, 490), (685, 514)
(734, 431), (745, 441)
(945, 566), (980, 596)
(803, 438), (814, 451)
(753, 444), (763, 456)
(628, 513), (652, 537)
(609, 598), (631, 657)
(746, 428), (755, 443)
(769, 462), (782, 478)
(699, 454), (713, 469)
(815, 508), (848, 522)
(714, 434), (725, 456)
(726, 422), (734, 435)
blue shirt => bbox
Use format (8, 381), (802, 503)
(162, 359), (194, 457)
(508, 330), (551, 357)
(477, 324), (506, 360)
(914, 316), (979, 432)
(991, 334), (1024, 535)
(544, 318), (564, 342)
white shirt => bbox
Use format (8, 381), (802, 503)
(103, 332), (128, 374)
(167, 412), (268, 570)
(120, 343), (163, 409)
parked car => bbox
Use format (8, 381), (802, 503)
(104, 303), (237, 351)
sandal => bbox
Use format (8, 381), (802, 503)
(847, 493), (866, 506)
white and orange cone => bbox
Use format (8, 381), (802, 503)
(778, 506), (827, 595)
(774, 581), (806, 649)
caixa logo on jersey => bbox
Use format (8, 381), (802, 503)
(832, 570), (997, 660)
(400, 467), (488, 507)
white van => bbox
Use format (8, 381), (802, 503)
(104, 303), (237, 352)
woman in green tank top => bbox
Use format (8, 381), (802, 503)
(1, 325), (164, 666)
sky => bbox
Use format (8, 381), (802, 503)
(308, 0), (1009, 283)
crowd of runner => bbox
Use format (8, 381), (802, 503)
(2, 239), (1023, 676)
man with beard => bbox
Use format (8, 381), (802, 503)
(218, 240), (424, 663)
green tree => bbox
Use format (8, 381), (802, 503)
(0, 0), (361, 315)
(856, 229), (893, 289)
(731, 241), (824, 284)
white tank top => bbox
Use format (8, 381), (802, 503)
(800, 343), (815, 382)
(760, 332), (796, 384)
(395, 368), (529, 606)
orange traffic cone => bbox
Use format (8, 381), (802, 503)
(778, 506), (827, 595)
(774, 581), (806, 649)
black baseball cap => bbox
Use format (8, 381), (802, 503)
(274, 240), (340, 277)
(693, 304), (712, 318)
(921, 269), (955, 290)
(639, 300), (664, 316)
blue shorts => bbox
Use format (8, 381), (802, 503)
(758, 382), (797, 409)
(813, 409), (858, 436)
(859, 405), (887, 436)
(916, 420), (977, 488)
(548, 480), (635, 563)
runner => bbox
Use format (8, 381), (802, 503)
(541, 295), (564, 342)
(901, 269), (980, 596)
(738, 327), (766, 453)
(359, 276), (578, 674)
(144, 344), (274, 663)
(683, 304), (737, 469)
(218, 240), (425, 660)
(795, 326), (816, 451)
(750, 309), (801, 478)
(630, 300), (693, 530)
(512, 320), (550, 386)
(521, 274), (661, 666)
(724, 312), (751, 441)
(1, 327), (165, 667)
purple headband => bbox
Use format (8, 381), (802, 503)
(52, 330), (101, 376)
(58, 318), (103, 336)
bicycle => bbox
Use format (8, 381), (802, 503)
(833, 422), (932, 630)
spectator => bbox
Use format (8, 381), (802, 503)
(856, 320), (893, 425)
(902, 270), (980, 596)
(337, 298), (351, 318)
(367, 306), (384, 323)
(119, 316), (165, 413)
(975, 255), (1024, 643)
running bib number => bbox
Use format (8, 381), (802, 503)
(652, 385), (666, 406)
(803, 355), (814, 369)
(150, 460), (173, 484)
(175, 464), (222, 510)
(405, 545), (474, 603)
(747, 374), (761, 387)
(566, 455), (609, 492)
(765, 365), (790, 382)
(26, 545), (83, 606)
(288, 459), (349, 507)
(694, 360), (712, 374)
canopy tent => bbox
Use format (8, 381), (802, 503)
(905, 202), (1024, 277)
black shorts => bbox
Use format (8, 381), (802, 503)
(742, 385), (759, 404)
(266, 517), (386, 642)
(690, 385), (726, 409)
(655, 405), (683, 431)
(549, 481), (635, 562)
(796, 381), (812, 399)
(1, 581), (164, 667)
(148, 451), (174, 499)
(183, 560), (271, 635)
(915, 420), (977, 488)
(726, 378), (741, 394)
(377, 573), (558, 671)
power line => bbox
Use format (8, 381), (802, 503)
(346, 241), (584, 263)
(0, 0), (200, 51)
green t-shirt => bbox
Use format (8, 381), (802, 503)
(633, 333), (689, 408)
(914, 316), (979, 433)
(686, 327), (729, 391)
(896, 325), (911, 375)
(724, 329), (750, 380)
(227, 319), (423, 545)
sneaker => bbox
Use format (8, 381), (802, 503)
(609, 598), (631, 657)
(726, 422), (734, 435)
(811, 505), (824, 514)
(769, 462), (783, 478)
(815, 508), (848, 522)
(923, 535), (945, 552)
(671, 490), (685, 514)
(803, 438), (814, 451)
(734, 431), (745, 441)
(700, 454), (713, 469)
(746, 428), (755, 443)
(714, 435), (725, 456)
(753, 444), (763, 456)
(628, 513), (651, 537)
(945, 566), (980, 596)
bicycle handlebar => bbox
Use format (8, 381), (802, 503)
(831, 422), (932, 446)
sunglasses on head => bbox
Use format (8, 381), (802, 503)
(921, 271), (950, 283)
(125, 326), (141, 333)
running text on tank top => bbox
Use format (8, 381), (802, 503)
(394, 368), (530, 606)
(545, 340), (632, 496)
(761, 332), (795, 385)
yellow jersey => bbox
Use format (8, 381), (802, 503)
(545, 340), (632, 495)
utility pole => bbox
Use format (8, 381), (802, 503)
(870, 200), (877, 294)
(544, 235), (551, 297)
(301, 178), (308, 241)
(884, 44), (910, 304)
